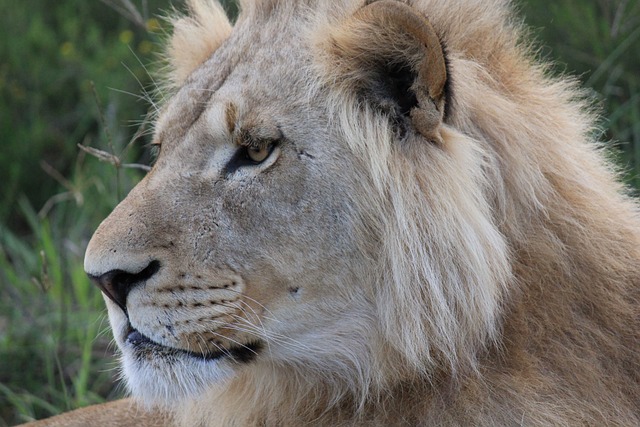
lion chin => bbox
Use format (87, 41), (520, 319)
(64, 0), (640, 426)
(106, 300), (240, 404)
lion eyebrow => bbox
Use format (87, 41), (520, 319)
(225, 102), (238, 135)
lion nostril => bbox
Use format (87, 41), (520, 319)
(88, 260), (161, 313)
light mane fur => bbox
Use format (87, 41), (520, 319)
(164, 0), (232, 88)
(144, 0), (639, 425)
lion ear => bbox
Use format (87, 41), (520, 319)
(166, 0), (233, 87)
(324, 0), (448, 143)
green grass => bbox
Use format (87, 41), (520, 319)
(0, 0), (164, 423)
(0, 136), (146, 425)
(521, 0), (640, 187)
(0, 0), (638, 425)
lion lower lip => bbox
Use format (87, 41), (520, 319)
(124, 324), (262, 363)
(126, 329), (154, 346)
(125, 325), (223, 361)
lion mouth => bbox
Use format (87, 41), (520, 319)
(124, 324), (262, 363)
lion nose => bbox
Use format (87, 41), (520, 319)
(88, 260), (161, 313)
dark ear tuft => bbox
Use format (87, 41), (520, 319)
(380, 62), (419, 118)
(366, 61), (420, 137)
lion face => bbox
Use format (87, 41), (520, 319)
(85, 0), (510, 408)
(85, 19), (374, 403)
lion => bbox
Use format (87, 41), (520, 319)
(25, 0), (640, 425)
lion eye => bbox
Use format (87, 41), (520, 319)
(245, 144), (273, 163)
(225, 141), (279, 175)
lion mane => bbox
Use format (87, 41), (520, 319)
(70, 0), (640, 426)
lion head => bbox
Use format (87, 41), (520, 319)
(84, 0), (640, 425)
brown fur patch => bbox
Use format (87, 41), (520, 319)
(224, 102), (237, 134)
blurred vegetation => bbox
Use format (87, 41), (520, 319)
(0, 0), (638, 425)
(0, 0), (169, 424)
(522, 0), (640, 188)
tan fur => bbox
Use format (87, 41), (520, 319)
(50, 0), (640, 426)
(165, 0), (232, 87)
(20, 398), (170, 427)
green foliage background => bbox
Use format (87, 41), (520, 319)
(0, 0), (638, 425)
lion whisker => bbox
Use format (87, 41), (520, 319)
(221, 314), (312, 354)
(222, 289), (281, 321)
